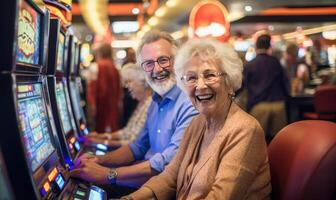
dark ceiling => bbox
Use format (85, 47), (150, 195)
(71, 0), (336, 42)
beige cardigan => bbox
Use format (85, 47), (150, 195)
(135, 103), (271, 200)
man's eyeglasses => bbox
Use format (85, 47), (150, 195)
(181, 71), (225, 86)
(141, 56), (172, 72)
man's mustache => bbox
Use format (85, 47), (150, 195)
(151, 70), (170, 79)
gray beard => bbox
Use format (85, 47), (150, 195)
(146, 74), (176, 96)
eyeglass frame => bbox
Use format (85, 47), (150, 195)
(140, 56), (172, 72)
(180, 71), (226, 86)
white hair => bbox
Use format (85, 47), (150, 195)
(136, 29), (179, 66)
(174, 38), (243, 92)
(120, 62), (146, 85)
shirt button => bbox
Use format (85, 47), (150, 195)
(160, 108), (163, 112)
(157, 129), (161, 133)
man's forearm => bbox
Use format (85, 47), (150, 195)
(97, 145), (135, 167)
(116, 161), (159, 188)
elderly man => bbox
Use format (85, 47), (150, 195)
(70, 30), (198, 197)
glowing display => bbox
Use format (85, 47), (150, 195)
(88, 186), (104, 200)
(17, 83), (55, 172)
(70, 81), (83, 121)
(55, 82), (72, 134)
(16, 0), (41, 65)
(55, 174), (65, 189)
(56, 33), (65, 71)
(73, 45), (79, 73)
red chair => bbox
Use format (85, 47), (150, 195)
(304, 85), (336, 121)
(268, 120), (336, 200)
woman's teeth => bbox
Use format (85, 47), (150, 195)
(196, 94), (214, 101)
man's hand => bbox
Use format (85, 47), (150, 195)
(70, 160), (110, 185)
(74, 153), (99, 167)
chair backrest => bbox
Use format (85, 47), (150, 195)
(314, 85), (336, 113)
(268, 120), (336, 200)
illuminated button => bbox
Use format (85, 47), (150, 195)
(80, 124), (86, 130)
(96, 144), (107, 151)
(70, 137), (76, 144)
(76, 190), (86, 197)
(43, 182), (51, 192)
(55, 174), (65, 189)
(48, 167), (58, 181)
(74, 141), (81, 151)
(157, 129), (161, 133)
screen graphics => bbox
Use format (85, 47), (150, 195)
(17, 83), (55, 172)
(16, 0), (41, 65)
(56, 82), (72, 134)
(70, 81), (83, 121)
(56, 33), (65, 72)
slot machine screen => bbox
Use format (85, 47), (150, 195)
(16, 0), (42, 66)
(17, 83), (55, 172)
(74, 44), (79, 73)
(70, 81), (83, 121)
(56, 33), (65, 72)
(55, 82), (72, 134)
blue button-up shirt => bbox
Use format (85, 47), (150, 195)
(129, 85), (198, 172)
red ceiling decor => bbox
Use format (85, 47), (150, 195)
(189, 0), (230, 43)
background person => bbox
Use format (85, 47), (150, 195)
(85, 63), (152, 149)
(87, 43), (122, 133)
(243, 34), (289, 142)
(126, 38), (271, 200)
(120, 47), (139, 128)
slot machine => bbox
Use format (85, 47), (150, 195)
(66, 36), (89, 138)
(46, 19), (84, 166)
(0, 0), (106, 199)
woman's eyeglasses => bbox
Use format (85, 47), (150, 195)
(141, 56), (172, 72)
(181, 71), (225, 86)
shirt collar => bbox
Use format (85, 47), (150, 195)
(152, 84), (180, 103)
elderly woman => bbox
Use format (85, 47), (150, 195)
(85, 63), (152, 148)
(125, 39), (271, 199)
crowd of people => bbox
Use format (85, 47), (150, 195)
(72, 29), (332, 199)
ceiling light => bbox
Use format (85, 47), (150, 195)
(116, 50), (127, 59)
(195, 22), (226, 37)
(283, 24), (336, 40)
(142, 24), (151, 32)
(112, 21), (139, 34)
(228, 11), (244, 22)
(112, 40), (139, 48)
(166, 0), (177, 8)
(143, 1), (150, 9)
(148, 17), (158, 26)
(322, 31), (336, 40)
(244, 5), (252, 12)
(155, 7), (166, 17)
(132, 7), (140, 15)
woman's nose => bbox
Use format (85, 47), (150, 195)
(195, 77), (208, 89)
